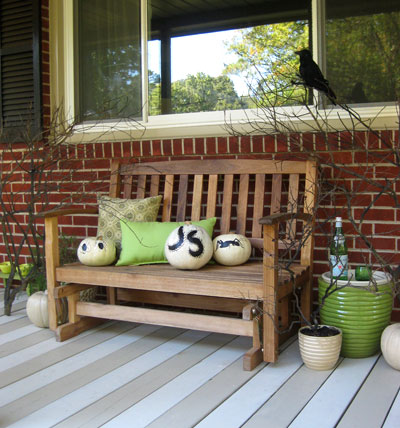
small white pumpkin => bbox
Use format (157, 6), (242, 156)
(381, 323), (400, 370)
(26, 291), (68, 328)
(26, 291), (49, 328)
(213, 233), (251, 266)
(77, 237), (116, 266)
(164, 223), (213, 270)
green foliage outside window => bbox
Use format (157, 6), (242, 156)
(326, 11), (400, 104)
(223, 21), (309, 106)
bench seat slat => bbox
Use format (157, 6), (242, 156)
(56, 262), (308, 301)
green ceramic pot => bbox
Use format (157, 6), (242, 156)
(319, 270), (393, 358)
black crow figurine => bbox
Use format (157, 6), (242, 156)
(295, 49), (337, 105)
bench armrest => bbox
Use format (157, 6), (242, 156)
(42, 207), (98, 218)
(259, 212), (313, 225)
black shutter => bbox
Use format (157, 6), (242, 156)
(0, 0), (42, 139)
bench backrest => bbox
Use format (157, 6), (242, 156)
(110, 159), (317, 252)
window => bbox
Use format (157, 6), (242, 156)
(75, 0), (141, 121)
(74, 0), (311, 121)
(325, 0), (400, 105)
(0, 0), (42, 138)
(51, 0), (398, 138)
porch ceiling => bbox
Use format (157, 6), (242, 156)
(150, 0), (309, 38)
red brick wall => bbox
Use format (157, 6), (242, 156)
(1, 0), (399, 321)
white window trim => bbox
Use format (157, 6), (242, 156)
(49, 0), (399, 143)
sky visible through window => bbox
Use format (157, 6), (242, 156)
(148, 29), (249, 96)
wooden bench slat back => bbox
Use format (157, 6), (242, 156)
(177, 175), (189, 221)
(252, 174), (265, 238)
(206, 174), (218, 219)
(112, 159), (317, 254)
(191, 175), (204, 221)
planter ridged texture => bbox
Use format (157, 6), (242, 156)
(298, 326), (342, 370)
(319, 271), (393, 358)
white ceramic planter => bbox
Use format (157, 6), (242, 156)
(298, 325), (342, 370)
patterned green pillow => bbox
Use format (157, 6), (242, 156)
(97, 194), (162, 249)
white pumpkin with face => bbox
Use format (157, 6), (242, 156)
(77, 237), (116, 266)
(213, 233), (252, 266)
(164, 224), (213, 270)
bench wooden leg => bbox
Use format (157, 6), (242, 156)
(243, 347), (263, 371)
(56, 317), (105, 341)
(67, 293), (81, 323)
(55, 290), (104, 342)
(107, 288), (117, 305)
(263, 223), (279, 364)
(243, 304), (263, 371)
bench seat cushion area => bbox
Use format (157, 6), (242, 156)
(54, 261), (309, 362)
(56, 261), (309, 301)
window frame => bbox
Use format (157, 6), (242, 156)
(49, 0), (398, 143)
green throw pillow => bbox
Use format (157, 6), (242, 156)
(97, 194), (162, 249)
(116, 218), (216, 266)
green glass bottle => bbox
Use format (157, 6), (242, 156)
(329, 216), (348, 280)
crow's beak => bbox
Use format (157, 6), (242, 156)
(295, 51), (300, 55)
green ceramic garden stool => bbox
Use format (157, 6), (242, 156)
(319, 271), (393, 358)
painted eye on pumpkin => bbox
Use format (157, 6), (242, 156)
(98, 242), (104, 250)
(82, 243), (88, 251)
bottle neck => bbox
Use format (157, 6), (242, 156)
(335, 226), (343, 235)
(335, 218), (343, 235)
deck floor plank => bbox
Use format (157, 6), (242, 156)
(0, 296), (28, 316)
(0, 324), (161, 409)
(0, 316), (31, 334)
(0, 326), (183, 427)
(147, 357), (265, 428)
(382, 388), (400, 428)
(0, 311), (26, 326)
(55, 333), (237, 428)
(337, 355), (400, 428)
(288, 355), (380, 428)
(3, 330), (209, 428)
(193, 340), (303, 428)
(0, 327), (53, 359)
(0, 323), (43, 346)
(0, 321), (115, 373)
(242, 361), (338, 428)
(101, 336), (251, 428)
(0, 321), (132, 388)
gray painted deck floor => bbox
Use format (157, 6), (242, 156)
(1, 291), (400, 428)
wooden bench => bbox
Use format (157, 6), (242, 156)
(44, 158), (317, 370)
